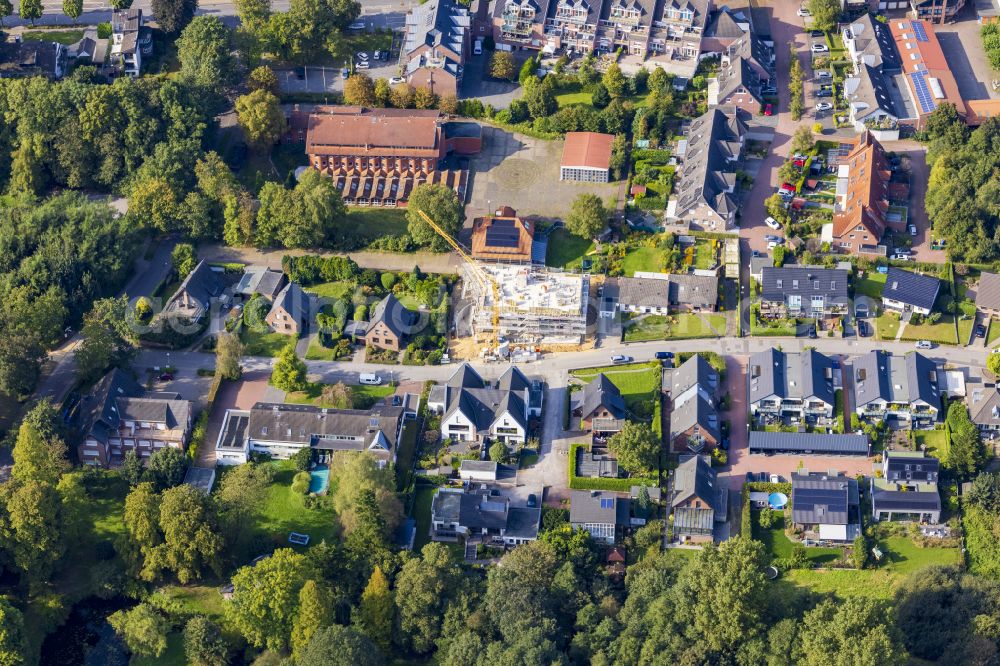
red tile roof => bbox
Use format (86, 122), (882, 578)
(889, 19), (966, 118)
(832, 131), (891, 243)
(561, 132), (614, 170)
(306, 107), (444, 158)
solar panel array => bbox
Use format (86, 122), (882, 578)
(910, 71), (936, 114)
(795, 486), (848, 516)
(485, 218), (521, 248)
(910, 20), (928, 42)
(600, 498), (614, 509)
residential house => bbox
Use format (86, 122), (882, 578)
(909, 0), (966, 24)
(669, 353), (718, 406)
(471, 206), (534, 263)
(235, 267), (287, 302)
(612, 274), (719, 313)
(843, 63), (902, 133)
(110, 8), (150, 77)
(427, 363), (537, 444)
(975, 272), (1000, 319)
(570, 489), (631, 544)
(749, 431), (870, 456)
(888, 19), (967, 129)
(571, 373), (627, 435)
(363, 294), (420, 351)
(748, 349), (838, 423)
(708, 55), (762, 115)
(305, 107), (480, 206)
(79, 368), (193, 467)
(544, 0), (602, 56)
(595, 0), (656, 58)
(265, 282), (310, 336)
(431, 485), (541, 546)
(460, 460), (499, 481)
(218, 401), (408, 465)
(0, 40), (68, 79)
(401, 0), (470, 97)
(791, 472), (861, 542)
(720, 33), (773, 84)
(828, 131), (893, 255)
(749, 252), (773, 281)
(852, 350), (941, 427)
(614, 276), (671, 313)
(871, 451), (941, 523)
(669, 353), (720, 453)
(671, 107), (748, 230)
(758, 267), (849, 319)
(702, 5), (753, 54)
(843, 13), (901, 73)
(880, 267), (941, 316)
(671, 455), (726, 543)
(162, 260), (227, 323)
(560, 131), (614, 183)
(669, 274), (719, 311)
(969, 385), (1000, 436)
(494, 0), (551, 51)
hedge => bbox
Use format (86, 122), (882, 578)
(741, 482), (793, 538)
(568, 443), (657, 491)
(652, 395), (663, 439)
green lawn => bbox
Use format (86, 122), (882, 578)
(624, 313), (725, 341)
(23, 29), (85, 45)
(305, 335), (340, 361)
(131, 631), (185, 666)
(854, 272), (886, 299)
(693, 240), (718, 270)
(555, 89), (594, 107)
(545, 228), (594, 269)
(351, 383), (395, 407)
(240, 328), (294, 357)
(395, 420), (421, 490)
(901, 314), (958, 345)
(753, 516), (842, 565)
(411, 484), (438, 551)
(957, 301), (977, 344)
(622, 247), (666, 276)
(255, 460), (338, 548)
(989, 318), (1000, 347)
(343, 208), (410, 243)
(286, 382), (393, 409)
(304, 281), (355, 300)
(571, 362), (660, 417)
(878, 536), (961, 574)
(875, 313), (901, 341)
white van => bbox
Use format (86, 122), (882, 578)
(359, 373), (383, 385)
(474, 39), (483, 55)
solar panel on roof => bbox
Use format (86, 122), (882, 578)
(600, 498), (614, 509)
(909, 71), (936, 114)
(911, 20), (928, 42)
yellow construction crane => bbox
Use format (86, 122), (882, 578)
(414, 208), (502, 355)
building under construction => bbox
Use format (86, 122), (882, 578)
(464, 264), (589, 345)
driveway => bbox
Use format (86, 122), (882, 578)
(882, 140), (945, 263)
(461, 53), (522, 109)
(199, 368), (272, 468)
(932, 5), (1000, 101)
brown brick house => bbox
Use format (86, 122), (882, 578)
(571, 374), (627, 435)
(671, 455), (725, 543)
(364, 294), (419, 351)
(266, 282), (310, 336)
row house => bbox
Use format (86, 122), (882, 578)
(401, 0), (470, 97)
(758, 267), (850, 320)
(871, 451), (941, 523)
(545, 0), (601, 55)
(749, 349), (838, 425)
(828, 131), (893, 255)
(852, 350), (941, 428)
(668, 354), (720, 453)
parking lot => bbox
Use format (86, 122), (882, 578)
(932, 5), (1000, 101)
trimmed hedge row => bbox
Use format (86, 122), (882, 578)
(568, 443), (657, 491)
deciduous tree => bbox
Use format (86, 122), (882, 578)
(355, 566), (394, 651)
(608, 421), (659, 476)
(177, 16), (235, 85)
(405, 184), (463, 251)
(565, 193), (606, 239)
(797, 597), (901, 666)
(152, 0), (197, 33)
(0, 597), (25, 666)
(291, 579), (335, 657)
(18, 0), (41, 25)
(344, 74), (377, 106)
(807, 0), (840, 33)
(215, 331), (244, 380)
(393, 543), (462, 654)
(62, 0), (82, 21)
(248, 65), (279, 93)
(12, 400), (67, 485)
(148, 447), (188, 490)
(297, 625), (384, 666)
(109, 602), (171, 658)
(120, 450), (145, 487)
(184, 616), (229, 666)
(602, 63), (626, 98)
(490, 51), (516, 81)
(236, 89), (287, 152)
(271, 342), (308, 392)
(0, 479), (65, 590)
(75, 296), (138, 383)
(151, 484), (224, 583)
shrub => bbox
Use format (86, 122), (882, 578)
(291, 471), (312, 495)
(291, 448), (312, 472)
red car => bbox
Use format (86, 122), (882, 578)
(763, 103), (774, 116)
(793, 157), (806, 167)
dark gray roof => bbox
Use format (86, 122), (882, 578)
(705, 6), (749, 39)
(976, 272), (1000, 311)
(601, 0), (656, 28)
(575, 374), (627, 420)
(852, 351), (940, 410)
(496, 365), (531, 393)
(669, 392), (719, 442)
(970, 386), (1000, 427)
(459, 488), (509, 529)
(844, 64), (899, 120)
(675, 107), (748, 221)
(117, 397), (190, 429)
(672, 455), (719, 511)
(405, 0), (470, 57)
(446, 363), (486, 389)
(236, 268), (287, 299)
(270, 282), (310, 324)
(81, 368), (144, 444)
(570, 490), (630, 526)
(748, 348), (836, 406)
(246, 402), (403, 460)
(506, 506), (542, 539)
(749, 431), (870, 455)
(872, 486), (941, 513)
(716, 56), (762, 103)
(669, 274), (719, 308)
(616, 277), (670, 309)
(670, 353), (718, 399)
(845, 13), (900, 72)
(166, 260), (225, 315)
(760, 267), (849, 304)
(369, 293), (418, 338)
(726, 34), (772, 75)
(791, 474), (859, 526)
(884, 451), (938, 482)
(460, 460), (498, 473)
(657, 0), (710, 28)
(882, 268), (941, 311)
(575, 448), (619, 478)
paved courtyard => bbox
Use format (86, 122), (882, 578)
(931, 6), (999, 101)
(465, 126), (619, 220)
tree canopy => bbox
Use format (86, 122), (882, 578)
(565, 193), (607, 239)
(405, 184), (463, 251)
(608, 421), (659, 476)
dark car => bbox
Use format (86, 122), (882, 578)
(527, 494), (537, 508)
(654, 351), (674, 360)
(816, 90), (832, 97)
(159, 373), (174, 381)
(858, 320), (869, 337)
(808, 327), (817, 339)
(720, 438), (730, 451)
(811, 30), (824, 37)
(294, 66), (305, 80)
(976, 324), (987, 338)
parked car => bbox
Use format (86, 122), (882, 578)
(654, 351), (674, 360)
(765, 216), (781, 230)
(764, 103), (774, 116)
(765, 235), (784, 244)
(858, 320), (869, 337)
(527, 494), (537, 508)
(908, 224), (917, 236)
(810, 30), (824, 37)
(348, 19), (365, 30)
(816, 102), (832, 112)
(767, 241), (779, 250)
(373, 50), (381, 60)
(890, 253), (913, 260)
(915, 340), (934, 349)
(474, 39), (483, 55)
(356, 51), (369, 60)
(797, 6), (810, 16)
(816, 89), (832, 97)
(159, 373), (173, 381)
(356, 61), (370, 69)
(611, 355), (633, 364)
(761, 86), (777, 95)
(811, 44), (829, 53)
(389, 76), (406, 84)
(815, 70), (831, 79)
(976, 324), (987, 338)
(341, 69), (350, 79)
(360, 373), (383, 385)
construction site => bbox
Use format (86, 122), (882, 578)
(462, 263), (590, 346)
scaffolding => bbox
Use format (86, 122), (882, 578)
(464, 263), (589, 344)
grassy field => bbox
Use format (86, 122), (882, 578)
(545, 228), (594, 269)
(753, 516), (842, 565)
(255, 460), (338, 547)
(23, 29), (85, 45)
(900, 314), (958, 345)
(285, 382), (393, 409)
(571, 362), (660, 416)
(913, 428), (949, 461)
(957, 301), (977, 344)
(624, 313), (725, 341)
(989, 318), (1000, 347)
(854, 272), (886, 299)
(875, 313), (901, 340)
(554, 82), (649, 110)
(304, 281), (354, 300)
(240, 328), (293, 357)
(693, 241), (718, 270)
(344, 208), (410, 243)
(304, 335), (340, 361)
(621, 247), (665, 276)
(411, 484), (437, 551)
